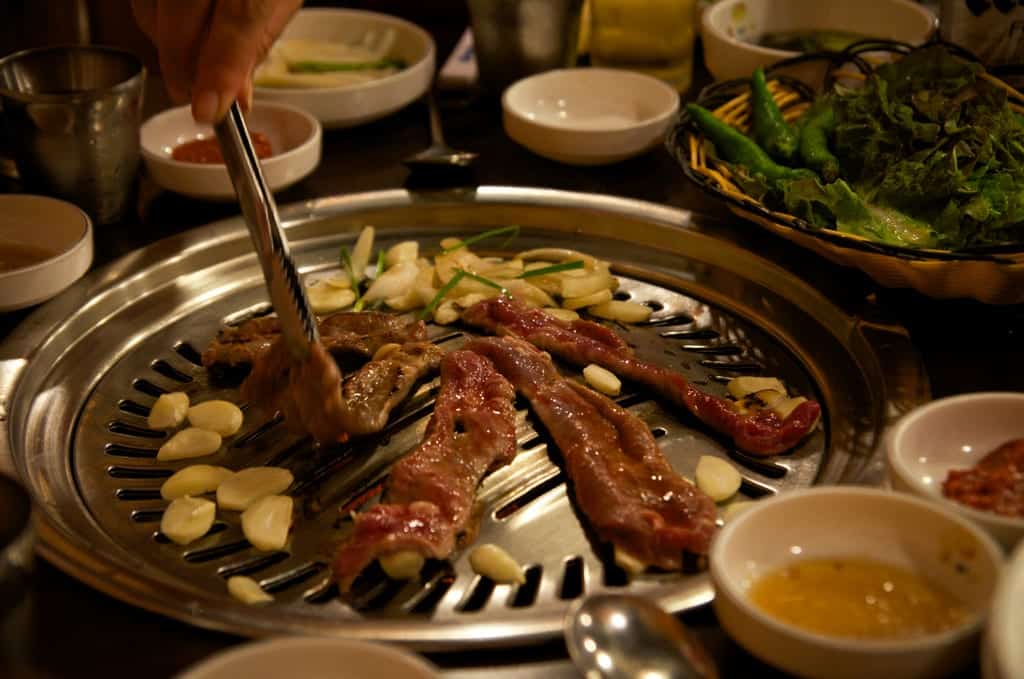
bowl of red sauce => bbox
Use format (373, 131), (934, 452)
(140, 101), (321, 201)
(887, 392), (1024, 550)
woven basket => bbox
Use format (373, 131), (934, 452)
(667, 41), (1024, 304)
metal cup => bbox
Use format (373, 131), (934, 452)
(0, 45), (146, 224)
(467, 0), (584, 95)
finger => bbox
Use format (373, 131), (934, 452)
(240, 79), (254, 113)
(156, 0), (215, 104)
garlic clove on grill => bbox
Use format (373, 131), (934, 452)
(726, 376), (787, 400)
(157, 427), (222, 461)
(160, 496), (216, 545)
(613, 547), (648, 576)
(542, 307), (579, 322)
(695, 455), (742, 503)
(469, 544), (525, 585)
(586, 300), (653, 324)
(227, 576), (273, 605)
(217, 467), (294, 511)
(378, 551), (426, 581)
(160, 465), (235, 500)
(186, 400), (244, 437)
(583, 364), (621, 396)
(148, 392), (190, 430)
(241, 495), (293, 552)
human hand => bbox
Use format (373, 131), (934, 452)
(132, 0), (302, 123)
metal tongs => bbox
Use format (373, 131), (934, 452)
(214, 102), (318, 361)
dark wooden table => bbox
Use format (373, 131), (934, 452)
(2, 14), (1022, 679)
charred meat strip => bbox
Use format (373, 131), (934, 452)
(333, 350), (518, 589)
(201, 311), (428, 369)
(463, 296), (820, 456)
(466, 336), (717, 569)
(241, 339), (443, 443)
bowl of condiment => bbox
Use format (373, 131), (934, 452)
(253, 8), (435, 129)
(887, 392), (1024, 550)
(0, 194), (93, 312)
(140, 101), (321, 202)
(701, 0), (936, 83)
(502, 68), (680, 166)
(710, 486), (1002, 679)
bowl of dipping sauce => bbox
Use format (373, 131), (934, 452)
(887, 392), (1024, 551)
(710, 486), (1002, 679)
(0, 194), (93, 312)
(502, 68), (680, 166)
(140, 101), (321, 201)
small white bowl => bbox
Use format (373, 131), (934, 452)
(254, 8), (435, 129)
(702, 0), (936, 84)
(140, 101), (321, 201)
(985, 541), (1024, 679)
(886, 392), (1024, 550)
(502, 68), (680, 166)
(711, 487), (1002, 679)
(0, 194), (93, 312)
(176, 637), (440, 679)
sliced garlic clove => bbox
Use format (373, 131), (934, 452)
(160, 464), (235, 500)
(542, 307), (579, 322)
(773, 396), (808, 420)
(614, 547), (648, 576)
(157, 427), (222, 461)
(726, 376), (787, 400)
(583, 363), (621, 396)
(586, 300), (653, 324)
(241, 495), (293, 552)
(695, 455), (743, 503)
(148, 392), (190, 430)
(379, 551), (426, 580)
(306, 283), (356, 314)
(227, 576), (273, 605)
(216, 466), (293, 511)
(562, 288), (613, 310)
(187, 400), (244, 437)
(469, 544), (526, 585)
(160, 496), (216, 545)
(323, 275), (352, 289)
(384, 240), (419, 267)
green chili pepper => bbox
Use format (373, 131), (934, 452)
(686, 104), (812, 183)
(751, 68), (799, 163)
(798, 101), (841, 183)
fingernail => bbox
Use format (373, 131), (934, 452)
(193, 90), (220, 123)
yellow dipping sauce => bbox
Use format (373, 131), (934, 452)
(748, 558), (969, 640)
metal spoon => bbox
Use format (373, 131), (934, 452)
(565, 594), (719, 679)
(403, 90), (478, 170)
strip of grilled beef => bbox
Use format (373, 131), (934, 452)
(240, 339), (443, 443)
(466, 336), (716, 568)
(201, 311), (428, 369)
(462, 296), (820, 456)
(333, 350), (517, 589)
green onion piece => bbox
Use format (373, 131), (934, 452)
(442, 225), (520, 253)
(353, 298), (366, 312)
(374, 249), (385, 279)
(418, 271), (466, 320)
(287, 58), (406, 74)
(517, 260), (585, 278)
(339, 245), (358, 289)
(455, 269), (509, 295)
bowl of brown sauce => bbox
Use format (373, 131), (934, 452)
(140, 101), (321, 201)
(0, 194), (93, 312)
(887, 392), (1024, 550)
(710, 486), (1002, 679)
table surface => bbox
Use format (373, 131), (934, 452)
(2, 14), (1023, 679)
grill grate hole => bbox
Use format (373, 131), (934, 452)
(132, 378), (167, 397)
(116, 488), (163, 501)
(601, 554), (630, 587)
(679, 345), (744, 356)
(232, 415), (283, 448)
(651, 426), (668, 439)
(612, 291), (632, 301)
(740, 477), (778, 498)
(105, 443), (158, 458)
(638, 313), (695, 327)
(184, 540), (251, 563)
(728, 450), (789, 479)
(154, 522), (227, 544)
(661, 328), (720, 341)
(151, 359), (194, 383)
(131, 509), (165, 523)
(559, 557), (585, 600)
(217, 552), (291, 578)
(118, 399), (151, 417)
(409, 572), (455, 615)
(174, 341), (204, 366)
(495, 474), (565, 520)
(358, 576), (407, 611)
(614, 392), (650, 409)
(507, 566), (542, 608)
(262, 562), (327, 593)
(710, 375), (734, 383)
(108, 421), (166, 439)
(107, 466), (173, 479)
(458, 576), (495, 613)
(304, 580), (339, 604)
(642, 300), (665, 312)
(431, 331), (464, 345)
(699, 360), (763, 373)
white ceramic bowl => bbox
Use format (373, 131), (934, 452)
(711, 487), (1002, 679)
(0, 194), (93, 312)
(886, 392), (1024, 550)
(140, 101), (321, 201)
(701, 0), (936, 84)
(176, 637), (440, 679)
(984, 541), (1024, 679)
(502, 68), (680, 166)
(254, 8), (435, 129)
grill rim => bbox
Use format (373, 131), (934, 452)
(0, 186), (929, 649)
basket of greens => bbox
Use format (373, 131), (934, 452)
(667, 40), (1024, 304)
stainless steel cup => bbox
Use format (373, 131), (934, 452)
(0, 45), (145, 224)
(467, 0), (584, 95)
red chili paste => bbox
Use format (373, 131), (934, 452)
(943, 438), (1024, 517)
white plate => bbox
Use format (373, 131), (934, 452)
(985, 541), (1024, 679)
(254, 8), (435, 129)
(886, 392), (1024, 549)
